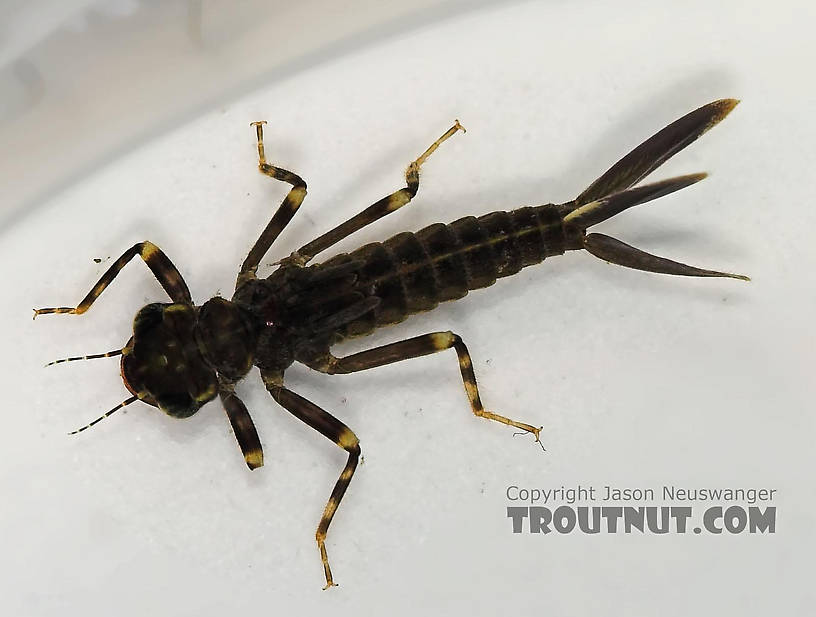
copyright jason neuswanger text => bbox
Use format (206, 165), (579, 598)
(505, 484), (777, 535)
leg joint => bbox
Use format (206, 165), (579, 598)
(430, 330), (458, 351)
(338, 427), (360, 451)
(259, 163), (306, 189)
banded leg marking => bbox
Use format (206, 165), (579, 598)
(219, 384), (264, 470)
(34, 241), (191, 318)
(306, 331), (542, 444)
(261, 371), (360, 590)
(238, 121), (308, 287)
(294, 120), (465, 263)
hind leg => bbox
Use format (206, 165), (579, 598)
(292, 120), (465, 264)
(302, 331), (542, 444)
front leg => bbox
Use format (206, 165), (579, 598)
(219, 381), (264, 470)
(34, 241), (191, 317)
(302, 331), (543, 445)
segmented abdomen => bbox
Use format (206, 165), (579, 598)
(322, 204), (566, 340)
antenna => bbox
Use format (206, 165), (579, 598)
(46, 349), (123, 367)
(69, 395), (139, 435)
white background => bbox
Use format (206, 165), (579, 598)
(1, 1), (813, 614)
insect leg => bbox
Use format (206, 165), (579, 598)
(237, 121), (308, 288)
(303, 331), (542, 444)
(34, 241), (191, 318)
(261, 370), (360, 589)
(294, 120), (465, 263)
(219, 384), (264, 470)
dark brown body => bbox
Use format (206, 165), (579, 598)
(233, 204), (578, 375)
(328, 205), (577, 336)
(35, 99), (746, 589)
